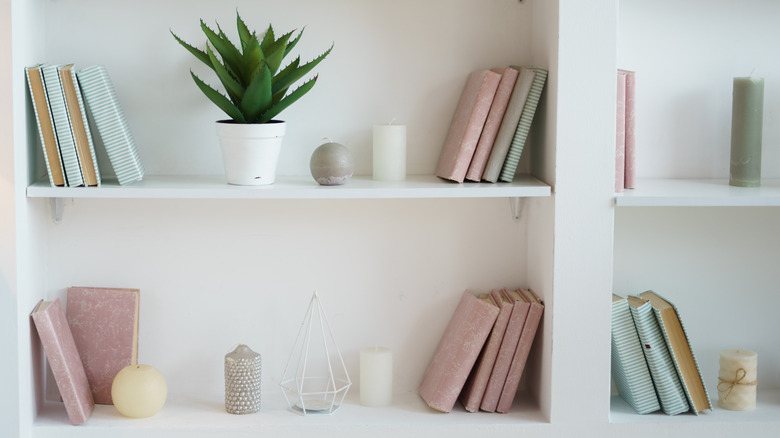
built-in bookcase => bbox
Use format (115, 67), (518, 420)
(4, 0), (778, 437)
(611, 0), (780, 433)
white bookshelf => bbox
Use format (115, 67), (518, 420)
(611, 0), (780, 433)
(27, 174), (551, 200)
(4, 0), (779, 437)
(615, 179), (780, 207)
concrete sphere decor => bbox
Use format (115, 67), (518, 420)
(310, 141), (354, 186)
(225, 344), (262, 414)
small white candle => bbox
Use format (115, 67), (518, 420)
(360, 346), (393, 407)
(717, 349), (757, 411)
(373, 124), (406, 181)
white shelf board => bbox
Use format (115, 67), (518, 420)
(33, 390), (547, 438)
(615, 179), (780, 207)
(27, 174), (551, 200)
(610, 390), (780, 425)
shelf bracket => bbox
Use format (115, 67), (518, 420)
(49, 198), (64, 224)
(510, 197), (525, 222)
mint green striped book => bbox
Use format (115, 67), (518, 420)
(76, 65), (144, 186)
(498, 67), (547, 183)
(628, 295), (689, 415)
(640, 291), (712, 415)
(42, 64), (85, 187)
(611, 294), (660, 414)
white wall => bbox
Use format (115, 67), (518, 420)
(618, 0), (780, 179)
(613, 207), (780, 397)
(43, 0), (533, 179)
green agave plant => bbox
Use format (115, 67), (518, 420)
(171, 11), (332, 124)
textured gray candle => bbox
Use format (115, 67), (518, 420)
(729, 77), (764, 187)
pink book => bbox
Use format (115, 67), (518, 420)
(621, 69), (637, 189)
(616, 70), (627, 193)
(436, 69), (501, 183)
(31, 298), (94, 425)
(66, 287), (140, 404)
(458, 290), (513, 412)
(496, 288), (544, 413)
(465, 67), (519, 182)
(480, 289), (530, 412)
(418, 290), (500, 412)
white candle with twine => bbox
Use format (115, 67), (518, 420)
(717, 349), (757, 411)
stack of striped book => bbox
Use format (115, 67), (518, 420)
(435, 66), (547, 184)
(611, 292), (712, 415)
(25, 64), (144, 187)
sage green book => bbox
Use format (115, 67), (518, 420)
(497, 67), (547, 183)
(611, 294), (660, 414)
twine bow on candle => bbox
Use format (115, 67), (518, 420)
(717, 368), (757, 401)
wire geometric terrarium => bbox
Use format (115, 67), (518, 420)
(280, 292), (351, 415)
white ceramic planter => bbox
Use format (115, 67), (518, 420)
(216, 120), (286, 185)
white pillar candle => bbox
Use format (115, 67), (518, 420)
(717, 349), (757, 411)
(373, 124), (406, 181)
(360, 346), (393, 407)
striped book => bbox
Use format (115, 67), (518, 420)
(611, 294), (659, 414)
(60, 64), (101, 186)
(640, 291), (712, 415)
(25, 65), (66, 187)
(42, 64), (85, 187)
(77, 65), (144, 186)
(498, 67), (547, 183)
(627, 295), (689, 415)
(482, 67), (535, 183)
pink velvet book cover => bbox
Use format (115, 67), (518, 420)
(459, 290), (513, 412)
(621, 69), (637, 189)
(465, 67), (519, 182)
(66, 287), (140, 405)
(496, 288), (544, 413)
(616, 70), (627, 193)
(480, 289), (530, 412)
(31, 298), (94, 425)
(436, 69), (501, 183)
(418, 290), (499, 412)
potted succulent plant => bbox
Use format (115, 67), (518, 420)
(171, 11), (332, 185)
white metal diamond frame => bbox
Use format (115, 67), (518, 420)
(279, 292), (351, 415)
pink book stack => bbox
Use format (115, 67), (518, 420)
(418, 291), (500, 412)
(465, 67), (520, 182)
(31, 298), (94, 425)
(436, 70), (501, 182)
(495, 288), (544, 413)
(66, 287), (140, 404)
(459, 290), (514, 412)
(480, 289), (530, 412)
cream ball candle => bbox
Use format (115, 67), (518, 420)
(112, 364), (168, 418)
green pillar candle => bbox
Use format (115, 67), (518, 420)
(729, 77), (764, 187)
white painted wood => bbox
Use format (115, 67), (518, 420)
(616, 179), (780, 207)
(27, 174), (551, 200)
(5, 0), (780, 436)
